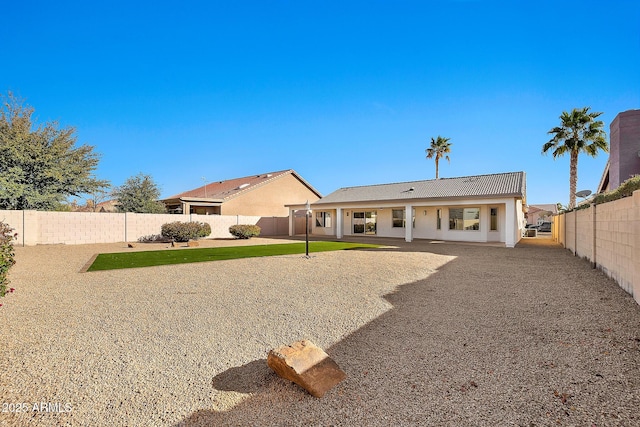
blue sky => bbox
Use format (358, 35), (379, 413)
(2, 0), (639, 205)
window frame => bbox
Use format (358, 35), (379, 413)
(391, 208), (415, 228)
(315, 211), (332, 228)
(448, 207), (480, 231)
(490, 207), (498, 231)
(392, 209), (405, 228)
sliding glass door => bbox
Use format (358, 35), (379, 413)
(353, 211), (377, 235)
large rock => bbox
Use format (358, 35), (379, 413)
(267, 340), (346, 398)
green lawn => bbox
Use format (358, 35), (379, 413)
(87, 241), (381, 271)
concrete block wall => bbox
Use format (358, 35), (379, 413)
(37, 211), (125, 245)
(124, 213), (184, 242)
(564, 211), (576, 254)
(190, 214), (262, 239)
(595, 196), (635, 295)
(552, 210), (565, 247)
(0, 210), (26, 246)
(575, 207), (594, 259)
(0, 211), (269, 245)
(634, 192), (640, 303)
(554, 190), (640, 305)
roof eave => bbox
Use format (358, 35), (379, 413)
(313, 192), (525, 206)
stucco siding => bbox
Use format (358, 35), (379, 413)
(222, 173), (320, 216)
(311, 200), (516, 245)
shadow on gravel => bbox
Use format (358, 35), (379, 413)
(211, 359), (272, 394)
(176, 239), (640, 426)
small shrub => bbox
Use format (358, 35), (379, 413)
(593, 175), (640, 205)
(161, 221), (211, 242)
(137, 234), (170, 243)
(0, 222), (17, 300)
(229, 224), (261, 239)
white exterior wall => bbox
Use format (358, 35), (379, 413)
(307, 197), (522, 246)
(310, 210), (336, 236)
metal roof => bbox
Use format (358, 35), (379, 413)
(314, 171), (526, 205)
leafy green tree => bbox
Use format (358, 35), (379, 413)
(425, 136), (452, 179)
(543, 107), (608, 210)
(0, 92), (109, 210)
(112, 173), (166, 213)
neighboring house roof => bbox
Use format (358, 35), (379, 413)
(314, 171), (525, 205)
(71, 199), (118, 212)
(95, 200), (119, 212)
(164, 169), (322, 202)
(528, 204), (558, 215)
(597, 160), (610, 194)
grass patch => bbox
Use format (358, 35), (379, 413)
(87, 241), (381, 271)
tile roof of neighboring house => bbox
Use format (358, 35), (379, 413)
(164, 169), (321, 201)
(314, 171), (526, 205)
(72, 199), (118, 212)
(527, 204), (558, 215)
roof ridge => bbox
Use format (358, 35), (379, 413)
(165, 169), (293, 199)
(220, 169), (293, 201)
(211, 169), (291, 184)
(336, 171), (524, 191)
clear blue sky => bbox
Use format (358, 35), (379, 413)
(2, 1), (639, 205)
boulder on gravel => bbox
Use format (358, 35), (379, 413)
(267, 339), (346, 398)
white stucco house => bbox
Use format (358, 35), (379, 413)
(288, 171), (526, 247)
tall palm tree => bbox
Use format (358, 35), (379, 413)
(425, 136), (452, 179)
(542, 107), (608, 210)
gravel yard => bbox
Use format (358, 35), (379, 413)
(1, 236), (639, 426)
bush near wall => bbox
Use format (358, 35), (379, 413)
(0, 222), (17, 299)
(593, 175), (640, 205)
(229, 224), (261, 239)
(161, 221), (211, 242)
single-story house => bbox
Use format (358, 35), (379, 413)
(163, 169), (321, 216)
(526, 204), (558, 226)
(289, 171), (526, 247)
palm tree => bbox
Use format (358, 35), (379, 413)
(542, 107), (608, 210)
(425, 136), (452, 179)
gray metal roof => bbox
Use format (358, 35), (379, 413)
(314, 172), (526, 205)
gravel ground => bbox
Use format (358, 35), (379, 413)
(1, 236), (639, 426)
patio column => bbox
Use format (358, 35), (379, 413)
(288, 208), (295, 237)
(405, 204), (413, 242)
(505, 199), (516, 247)
(336, 208), (343, 239)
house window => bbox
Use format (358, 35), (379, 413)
(490, 207), (498, 231)
(449, 207), (480, 230)
(437, 209), (442, 230)
(353, 211), (377, 234)
(392, 209), (404, 228)
(392, 208), (415, 228)
(315, 211), (332, 228)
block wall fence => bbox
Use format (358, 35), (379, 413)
(0, 210), (290, 246)
(552, 190), (640, 305)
